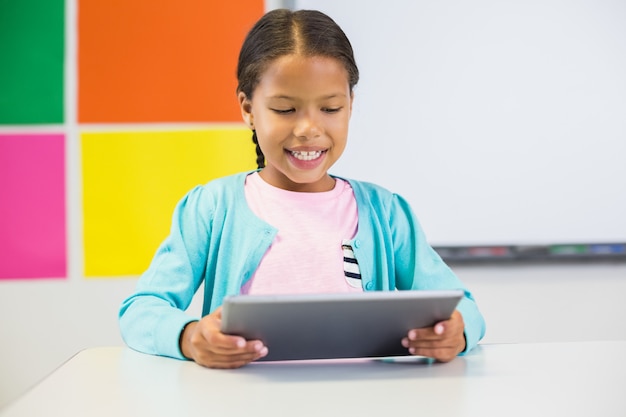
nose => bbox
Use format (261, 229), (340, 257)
(293, 110), (322, 140)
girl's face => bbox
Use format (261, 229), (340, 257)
(238, 54), (353, 192)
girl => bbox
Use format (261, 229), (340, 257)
(119, 9), (486, 369)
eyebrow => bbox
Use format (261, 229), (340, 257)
(268, 93), (347, 100)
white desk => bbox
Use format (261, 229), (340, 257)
(1, 342), (624, 416)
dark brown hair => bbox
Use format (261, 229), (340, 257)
(236, 9), (360, 169)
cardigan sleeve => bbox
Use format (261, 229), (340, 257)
(118, 185), (211, 360)
(389, 193), (486, 354)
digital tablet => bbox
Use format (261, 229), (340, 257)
(220, 290), (464, 361)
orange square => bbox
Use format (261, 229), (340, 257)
(78, 0), (263, 123)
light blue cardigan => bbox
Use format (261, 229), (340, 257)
(119, 171), (486, 360)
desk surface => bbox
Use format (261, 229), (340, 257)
(1, 341), (625, 417)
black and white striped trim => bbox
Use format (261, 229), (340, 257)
(342, 240), (362, 288)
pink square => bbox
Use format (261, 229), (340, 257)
(0, 134), (66, 279)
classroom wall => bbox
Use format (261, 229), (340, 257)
(1, 0), (625, 409)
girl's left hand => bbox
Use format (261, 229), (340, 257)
(401, 310), (466, 362)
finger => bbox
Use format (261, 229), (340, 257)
(402, 327), (466, 358)
(408, 346), (457, 363)
(207, 347), (268, 363)
(405, 328), (442, 343)
(406, 311), (464, 342)
(213, 345), (269, 362)
(206, 332), (247, 352)
(203, 333), (266, 359)
(206, 330), (267, 355)
(403, 332), (454, 348)
(406, 334), (461, 355)
(405, 337), (458, 350)
(196, 346), (269, 369)
(200, 355), (261, 369)
(197, 317), (247, 350)
(196, 314), (269, 355)
(402, 324), (464, 351)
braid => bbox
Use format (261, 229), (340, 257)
(252, 130), (265, 169)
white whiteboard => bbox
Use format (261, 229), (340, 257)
(294, 0), (626, 246)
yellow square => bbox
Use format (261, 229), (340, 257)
(82, 128), (256, 277)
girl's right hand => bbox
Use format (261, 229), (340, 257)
(180, 307), (268, 368)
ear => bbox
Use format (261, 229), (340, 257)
(238, 92), (254, 129)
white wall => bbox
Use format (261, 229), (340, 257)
(298, 0), (626, 246)
(0, 277), (205, 408)
(455, 263), (626, 344)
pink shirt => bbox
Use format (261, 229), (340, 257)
(241, 172), (361, 295)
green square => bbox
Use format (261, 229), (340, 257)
(0, 0), (65, 124)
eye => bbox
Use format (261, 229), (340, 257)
(322, 107), (342, 114)
(271, 108), (295, 115)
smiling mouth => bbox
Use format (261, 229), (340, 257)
(289, 150), (324, 161)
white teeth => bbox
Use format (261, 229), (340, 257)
(290, 150), (322, 161)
